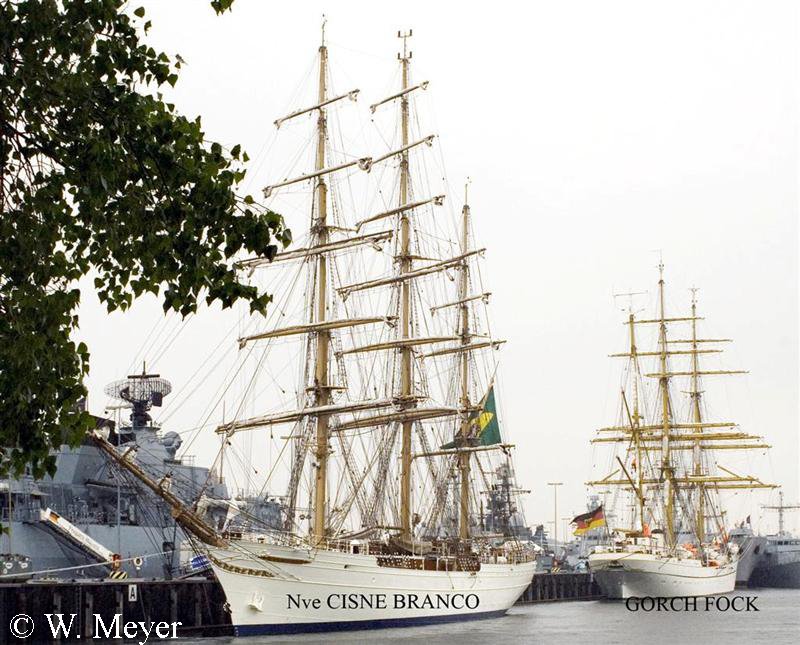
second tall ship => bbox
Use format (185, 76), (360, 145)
(586, 266), (775, 598)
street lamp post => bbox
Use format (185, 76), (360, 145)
(547, 482), (563, 559)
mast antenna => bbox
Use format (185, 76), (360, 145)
(398, 29), (413, 60)
(321, 14), (327, 47)
(612, 290), (647, 314)
(652, 249), (664, 279)
(762, 491), (800, 535)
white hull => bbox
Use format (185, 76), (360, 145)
(589, 551), (737, 599)
(208, 541), (535, 635)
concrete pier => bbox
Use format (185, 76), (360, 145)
(517, 571), (602, 603)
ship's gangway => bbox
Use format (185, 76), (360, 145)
(36, 508), (116, 571)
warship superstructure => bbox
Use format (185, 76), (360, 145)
(586, 267), (776, 598)
(481, 464), (532, 541)
(731, 493), (800, 588)
(1, 369), (281, 580)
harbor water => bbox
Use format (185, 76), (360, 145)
(197, 589), (799, 645)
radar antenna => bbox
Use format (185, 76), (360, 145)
(104, 364), (172, 429)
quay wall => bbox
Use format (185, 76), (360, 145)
(517, 571), (603, 603)
(0, 577), (231, 643)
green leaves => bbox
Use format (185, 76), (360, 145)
(0, 0), (287, 480)
(210, 0), (236, 15)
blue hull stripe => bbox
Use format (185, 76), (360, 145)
(234, 609), (508, 636)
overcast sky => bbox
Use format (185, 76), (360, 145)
(76, 0), (798, 535)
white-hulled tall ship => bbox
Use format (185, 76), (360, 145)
(94, 24), (534, 635)
(586, 265), (776, 598)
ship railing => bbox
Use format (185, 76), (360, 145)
(592, 543), (664, 556)
(479, 552), (534, 565)
(1, 502), (42, 523)
(218, 528), (538, 564)
(222, 528), (300, 547)
(0, 502), (115, 527)
(173, 454), (195, 467)
(217, 526), (537, 561)
(230, 488), (283, 502)
(310, 537), (535, 564)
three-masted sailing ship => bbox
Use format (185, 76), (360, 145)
(586, 264), (775, 598)
(95, 25), (534, 635)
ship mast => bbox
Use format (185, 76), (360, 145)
(656, 262), (676, 548)
(688, 288), (705, 543)
(398, 29), (414, 539)
(591, 267), (777, 549)
(626, 309), (646, 533)
(224, 26), (517, 545)
(222, 24), (524, 544)
(763, 491), (800, 536)
(458, 182), (472, 539)
(312, 21), (331, 545)
(587, 263), (776, 549)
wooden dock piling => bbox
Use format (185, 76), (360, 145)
(517, 571), (602, 603)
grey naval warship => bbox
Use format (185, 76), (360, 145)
(731, 492), (800, 588)
(0, 369), (282, 580)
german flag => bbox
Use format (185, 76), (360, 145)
(571, 505), (606, 535)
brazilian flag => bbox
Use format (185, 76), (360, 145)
(476, 387), (501, 446)
(440, 385), (501, 449)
